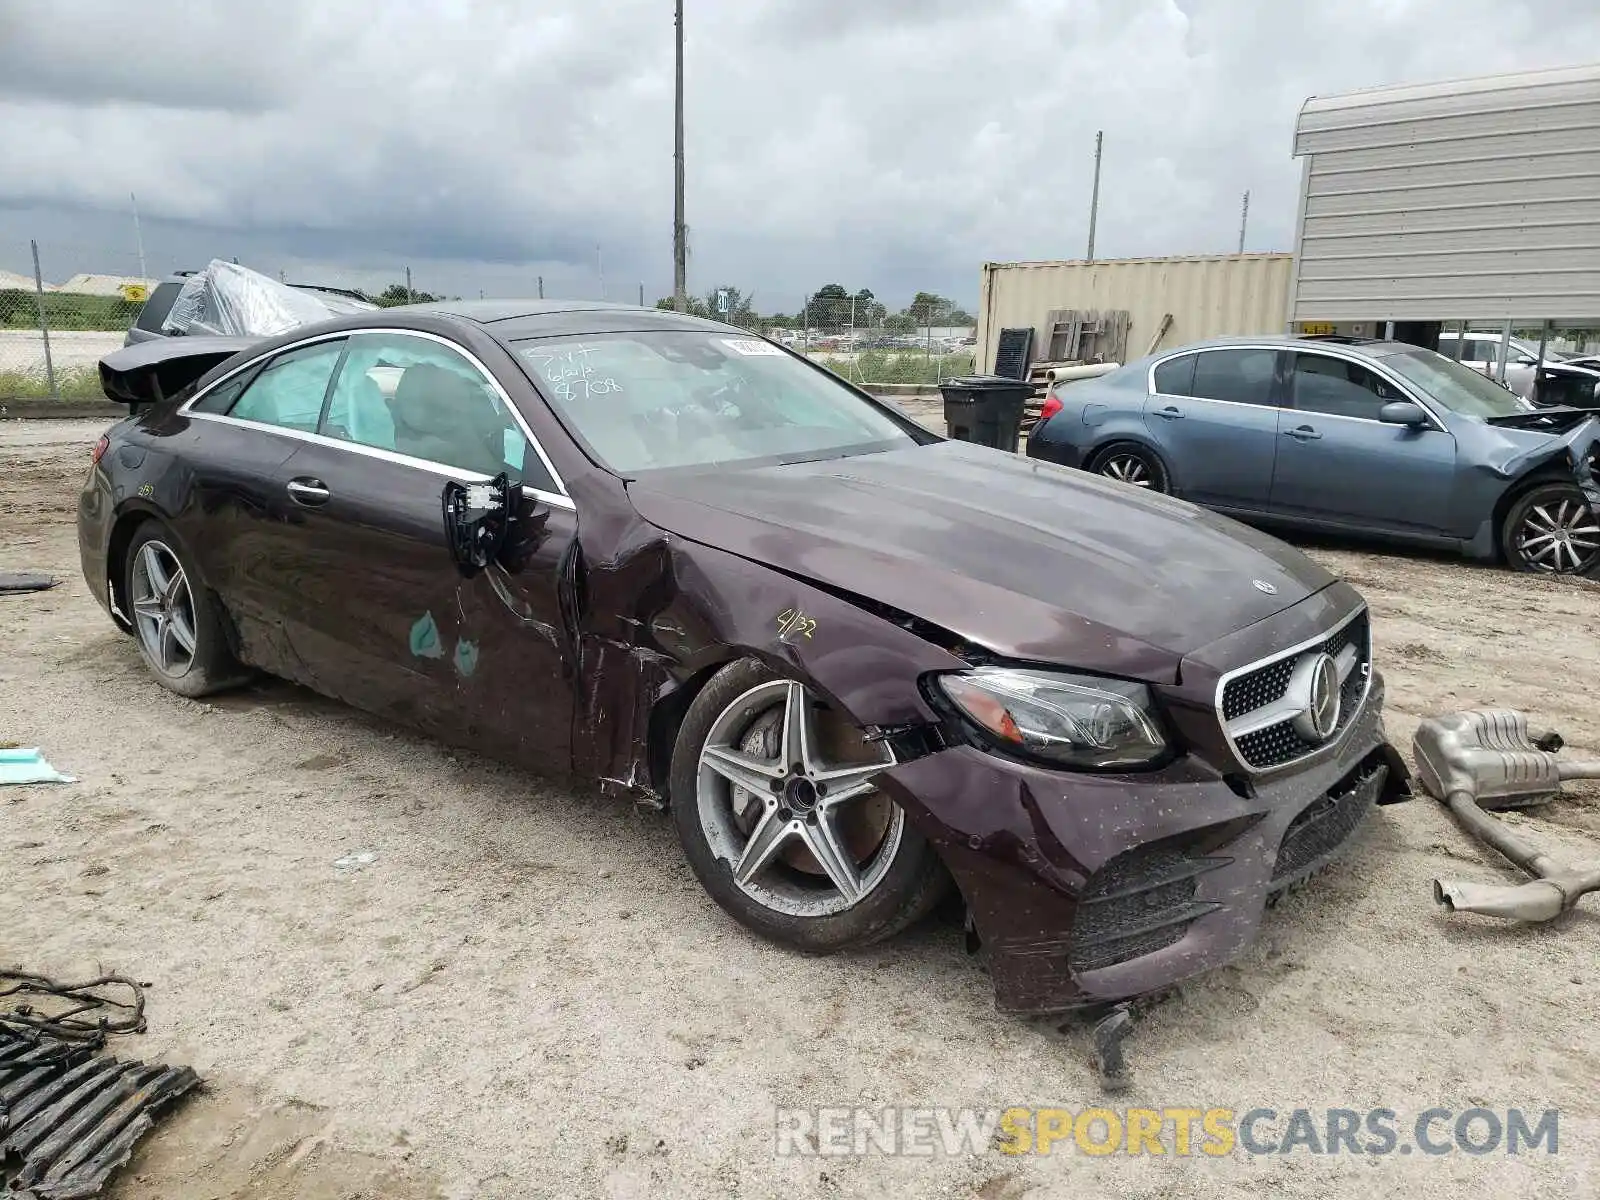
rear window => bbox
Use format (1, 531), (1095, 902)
(1152, 354), (1195, 396)
(133, 281), (183, 333)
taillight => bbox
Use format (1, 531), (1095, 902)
(91, 435), (110, 464)
(1039, 392), (1063, 422)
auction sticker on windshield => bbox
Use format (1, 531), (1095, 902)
(722, 339), (785, 356)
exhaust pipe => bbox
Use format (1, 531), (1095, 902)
(1434, 877), (1567, 923)
(1413, 709), (1600, 923)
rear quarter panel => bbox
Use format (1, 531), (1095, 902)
(1027, 373), (1151, 469)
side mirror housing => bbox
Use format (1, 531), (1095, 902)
(1379, 400), (1429, 428)
(442, 474), (514, 577)
(442, 474), (549, 577)
(1592, 381), (1600, 407)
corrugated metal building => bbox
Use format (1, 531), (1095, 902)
(1289, 63), (1600, 325)
(975, 253), (1292, 376)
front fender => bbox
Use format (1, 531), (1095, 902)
(559, 470), (969, 802)
(1556, 416), (1600, 512)
(660, 538), (970, 728)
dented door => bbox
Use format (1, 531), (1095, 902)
(262, 440), (576, 768)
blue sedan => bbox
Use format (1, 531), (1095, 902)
(1025, 336), (1600, 575)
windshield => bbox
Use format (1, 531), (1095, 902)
(512, 331), (919, 474)
(1379, 349), (1530, 419)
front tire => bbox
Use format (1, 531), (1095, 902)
(669, 659), (947, 952)
(1502, 483), (1600, 575)
(1090, 442), (1169, 493)
(123, 522), (248, 697)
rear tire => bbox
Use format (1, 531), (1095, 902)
(669, 658), (947, 953)
(123, 522), (248, 697)
(1501, 483), (1600, 575)
(1090, 442), (1169, 493)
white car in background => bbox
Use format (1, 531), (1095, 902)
(1436, 331), (1570, 400)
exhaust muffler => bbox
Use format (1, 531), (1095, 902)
(1412, 709), (1600, 923)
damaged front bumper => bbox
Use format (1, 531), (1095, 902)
(874, 676), (1407, 1015)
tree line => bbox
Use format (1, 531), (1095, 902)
(654, 283), (974, 332)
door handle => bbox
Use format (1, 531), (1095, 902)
(1284, 426), (1322, 441)
(286, 477), (331, 506)
(1153, 406), (1185, 420)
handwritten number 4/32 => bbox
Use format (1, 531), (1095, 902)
(777, 608), (817, 640)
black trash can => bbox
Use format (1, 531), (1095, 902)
(938, 375), (1033, 451)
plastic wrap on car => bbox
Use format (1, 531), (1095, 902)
(162, 259), (345, 337)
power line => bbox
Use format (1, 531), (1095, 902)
(672, 0), (688, 313)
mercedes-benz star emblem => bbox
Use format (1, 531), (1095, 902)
(1252, 579), (1278, 595)
(1288, 652), (1343, 742)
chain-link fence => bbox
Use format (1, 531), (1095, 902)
(0, 240), (444, 403)
(1, 243), (145, 401)
(807, 347), (977, 388)
(790, 321), (978, 387)
(1, 238), (983, 402)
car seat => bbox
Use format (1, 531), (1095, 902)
(387, 363), (505, 474)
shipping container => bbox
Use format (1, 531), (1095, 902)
(975, 253), (1292, 377)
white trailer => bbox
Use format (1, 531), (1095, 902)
(1288, 62), (1600, 353)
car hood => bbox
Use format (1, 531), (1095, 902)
(627, 440), (1336, 681)
(1476, 408), (1600, 459)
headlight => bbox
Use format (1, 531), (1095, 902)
(935, 668), (1169, 770)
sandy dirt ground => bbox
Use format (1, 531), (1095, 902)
(3, 417), (1598, 1199)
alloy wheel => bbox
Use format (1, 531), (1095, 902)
(1515, 498), (1600, 573)
(696, 680), (902, 918)
(129, 540), (199, 676)
(1099, 452), (1156, 488)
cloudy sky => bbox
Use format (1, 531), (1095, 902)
(1, 0), (1596, 310)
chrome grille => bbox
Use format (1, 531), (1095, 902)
(1217, 608), (1372, 772)
(1221, 658), (1294, 722)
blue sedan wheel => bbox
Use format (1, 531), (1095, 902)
(1091, 444), (1169, 493)
(1504, 483), (1600, 575)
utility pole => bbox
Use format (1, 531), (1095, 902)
(1237, 190), (1250, 254)
(672, 0), (688, 312)
(1086, 130), (1103, 262)
(537, 275), (544, 300)
(130, 192), (148, 282)
(30, 239), (57, 401)
(639, 282), (645, 307)
(405, 265), (413, 303)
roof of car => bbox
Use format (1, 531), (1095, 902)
(407, 299), (745, 339)
(1158, 334), (1418, 358)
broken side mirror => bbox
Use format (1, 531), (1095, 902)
(1378, 400), (1428, 428)
(442, 473), (514, 578)
(441, 474), (549, 578)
